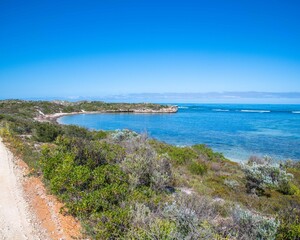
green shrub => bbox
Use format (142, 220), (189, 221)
(278, 181), (296, 195)
(193, 144), (226, 162)
(40, 145), (68, 180)
(163, 194), (217, 239)
(92, 130), (108, 140)
(231, 206), (280, 240)
(111, 129), (138, 142)
(89, 207), (130, 239)
(168, 146), (198, 165)
(121, 144), (172, 191)
(241, 158), (294, 195)
(224, 179), (240, 189)
(54, 136), (125, 168)
(285, 160), (300, 170)
(149, 140), (201, 165)
(188, 161), (207, 175)
(127, 197), (218, 240)
(126, 217), (176, 240)
(277, 223), (300, 240)
(48, 153), (76, 195)
(2, 117), (34, 135)
(34, 122), (62, 142)
(91, 164), (128, 190)
(62, 125), (92, 139)
(40, 139), (130, 239)
(127, 186), (160, 206)
(277, 203), (300, 240)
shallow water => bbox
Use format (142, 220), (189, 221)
(59, 104), (300, 162)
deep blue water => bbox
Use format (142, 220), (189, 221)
(59, 104), (300, 162)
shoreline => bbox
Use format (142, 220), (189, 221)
(35, 105), (178, 123)
(35, 111), (108, 123)
(56, 115), (246, 163)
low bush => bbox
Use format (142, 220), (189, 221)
(188, 161), (207, 175)
(149, 140), (199, 165)
(40, 142), (130, 238)
(111, 129), (138, 142)
(162, 194), (219, 239)
(121, 144), (172, 191)
(92, 130), (108, 140)
(276, 202), (300, 240)
(126, 194), (220, 240)
(193, 144), (226, 162)
(126, 203), (176, 240)
(88, 207), (130, 239)
(230, 206), (280, 240)
(241, 157), (294, 195)
(285, 160), (300, 170)
(62, 125), (93, 139)
(224, 179), (240, 189)
(33, 122), (62, 142)
(55, 136), (126, 167)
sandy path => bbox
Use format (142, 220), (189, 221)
(0, 137), (46, 240)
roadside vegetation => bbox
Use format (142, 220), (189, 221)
(0, 100), (300, 239)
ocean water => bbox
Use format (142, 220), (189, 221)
(59, 104), (300, 162)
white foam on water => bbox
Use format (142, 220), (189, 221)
(240, 110), (271, 113)
(212, 109), (230, 112)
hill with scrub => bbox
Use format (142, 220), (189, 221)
(0, 100), (299, 239)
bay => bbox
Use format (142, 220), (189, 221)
(59, 104), (300, 162)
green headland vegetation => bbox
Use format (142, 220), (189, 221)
(0, 100), (299, 239)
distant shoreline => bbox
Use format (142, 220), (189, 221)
(35, 111), (106, 123)
(35, 105), (178, 124)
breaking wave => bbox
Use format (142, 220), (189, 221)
(240, 110), (271, 113)
(212, 109), (230, 112)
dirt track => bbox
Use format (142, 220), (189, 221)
(0, 137), (47, 239)
(0, 137), (82, 240)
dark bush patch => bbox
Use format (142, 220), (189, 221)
(34, 122), (62, 142)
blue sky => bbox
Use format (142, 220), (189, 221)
(1, 0), (300, 101)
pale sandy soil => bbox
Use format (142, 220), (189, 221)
(0, 137), (83, 240)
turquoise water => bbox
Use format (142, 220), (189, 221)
(59, 104), (300, 162)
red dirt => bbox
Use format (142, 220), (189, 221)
(18, 159), (84, 240)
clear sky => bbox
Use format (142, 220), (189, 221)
(0, 0), (300, 101)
